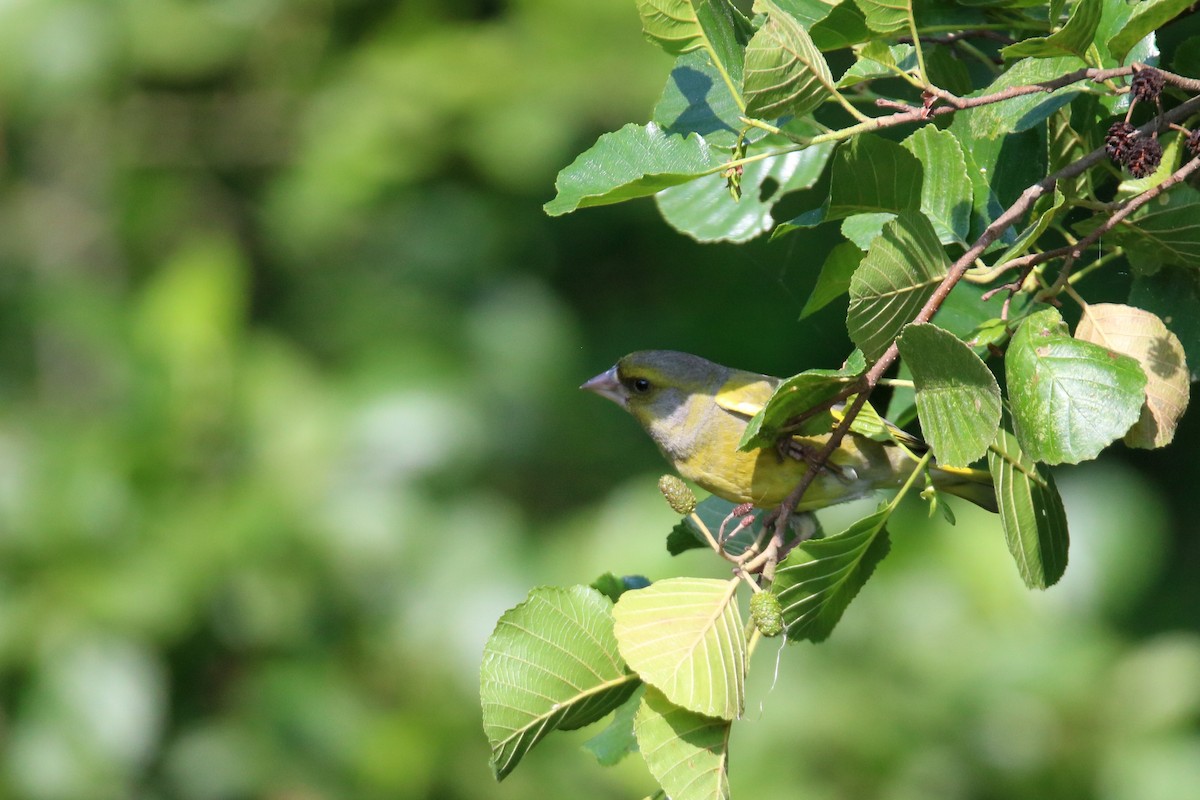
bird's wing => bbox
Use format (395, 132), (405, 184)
(713, 371), (778, 419)
(716, 370), (927, 452)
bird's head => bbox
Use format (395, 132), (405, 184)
(580, 350), (727, 433)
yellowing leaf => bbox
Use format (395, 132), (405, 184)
(1075, 304), (1190, 449)
(613, 578), (747, 720)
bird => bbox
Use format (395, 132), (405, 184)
(581, 350), (996, 513)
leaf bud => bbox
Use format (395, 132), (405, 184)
(658, 475), (697, 515)
(1187, 129), (1200, 157)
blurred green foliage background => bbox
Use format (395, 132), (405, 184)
(0, 1), (1197, 798)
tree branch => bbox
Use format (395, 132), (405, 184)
(766, 89), (1200, 553)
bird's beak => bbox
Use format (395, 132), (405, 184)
(580, 365), (626, 406)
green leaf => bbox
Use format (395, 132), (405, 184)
(1005, 307), (1147, 465)
(613, 578), (746, 720)
(827, 134), (924, 218)
(990, 189), (1066, 268)
(768, 0), (841, 28)
(837, 43), (918, 87)
(1106, 186), (1200, 267)
(544, 123), (721, 216)
(968, 56), (1083, 139)
(1107, 0), (1193, 64)
(810, 0), (871, 50)
(847, 210), (950, 361)
(591, 573), (652, 602)
(654, 50), (750, 149)
(635, 688), (731, 800)
(667, 495), (780, 557)
(901, 126), (973, 246)
(800, 241), (864, 319)
(656, 133), (834, 242)
(583, 686), (645, 767)
(482, 586), (640, 779)
(738, 358), (864, 450)
(773, 505), (891, 642)
(776, 134), (930, 237)
(896, 323), (1001, 467)
(1075, 303), (1190, 450)
(854, 0), (912, 34)
(840, 212), (896, 250)
(637, 0), (754, 90)
(1047, 105), (1095, 199)
(743, 0), (837, 119)
(1000, 0), (1103, 61)
(988, 427), (1069, 589)
(948, 123), (1043, 240)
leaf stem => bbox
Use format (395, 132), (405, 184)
(769, 88), (1200, 525)
(888, 449), (935, 511)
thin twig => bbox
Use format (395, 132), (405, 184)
(767, 92), (1200, 544)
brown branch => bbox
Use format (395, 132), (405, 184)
(983, 93), (1200, 281)
(765, 89), (1200, 553)
(1024, 152), (1200, 291)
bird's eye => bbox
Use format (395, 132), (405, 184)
(632, 377), (651, 393)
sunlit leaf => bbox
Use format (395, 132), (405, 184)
(635, 688), (731, 800)
(896, 323), (1001, 467)
(847, 210), (949, 361)
(1106, 186), (1200, 267)
(1107, 0), (1192, 64)
(656, 133), (834, 242)
(1000, 0), (1102, 61)
(768, 0), (841, 28)
(613, 578), (746, 720)
(1129, 266), (1200, 380)
(637, 0), (754, 93)
(739, 356), (864, 449)
(1075, 303), (1190, 449)
(654, 50), (752, 148)
(482, 586), (640, 779)
(1006, 307), (1147, 465)
(988, 428), (1069, 589)
(901, 126), (973, 246)
(840, 212), (896, 250)
(743, 0), (837, 119)
(969, 57), (1083, 139)
(855, 0), (911, 34)
(773, 505), (891, 642)
(545, 123), (721, 216)
(837, 43), (918, 87)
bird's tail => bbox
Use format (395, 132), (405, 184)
(930, 465), (997, 513)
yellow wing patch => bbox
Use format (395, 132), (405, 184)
(713, 371), (778, 419)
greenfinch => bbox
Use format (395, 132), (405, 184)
(582, 350), (996, 513)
